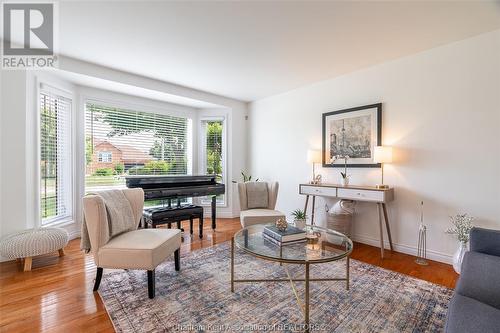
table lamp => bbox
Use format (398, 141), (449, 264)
(306, 149), (322, 183)
(374, 146), (392, 189)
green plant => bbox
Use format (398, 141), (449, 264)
(127, 166), (147, 175)
(291, 209), (306, 220)
(340, 171), (349, 179)
(94, 168), (114, 176)
(114, 163), (124, 175)
(126, 161), (171, 175)
(85, 137), (93, 166)
(232, 171), (259, 183)
(144, 160), (170, 174)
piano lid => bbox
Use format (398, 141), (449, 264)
(125, 174), (218, 189)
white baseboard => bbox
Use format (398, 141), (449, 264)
(68, 229), (81, 240)
(203, 212), (238, 219)
(352, 234), (453, 264)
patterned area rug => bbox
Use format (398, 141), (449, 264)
(99, 242), (452, 332)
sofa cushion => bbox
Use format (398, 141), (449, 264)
(246, 182), (269, 209)
(97, 229), (181, 270)
(240, 209), (285, 227)
(470, 227), (500, 257)
(456, 251), (500, 309)
(445, 293), (500, 333)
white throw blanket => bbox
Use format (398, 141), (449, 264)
(80, 190), (136, 253)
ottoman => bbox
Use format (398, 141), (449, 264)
(0, 228), (69, 271)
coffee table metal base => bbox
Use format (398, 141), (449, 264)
(230, 238), (350, 332)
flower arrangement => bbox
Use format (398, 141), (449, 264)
(331, 155), (350, 185)
(445, 214), (474, 243)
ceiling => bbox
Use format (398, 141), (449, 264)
(58, 1), (500, 102)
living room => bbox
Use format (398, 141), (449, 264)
(1, 1), (499, 332)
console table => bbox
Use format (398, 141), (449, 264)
(299, 183), (394, 258)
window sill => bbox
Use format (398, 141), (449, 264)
(42, 216), (74, 228)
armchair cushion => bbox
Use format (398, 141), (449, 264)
(240, 209), (285, 227)
(97, 229), (181, 270)
(455, 251), (500, 309)
(246, 182), (269, 209)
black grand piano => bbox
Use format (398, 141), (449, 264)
(125, 175), (225, 229)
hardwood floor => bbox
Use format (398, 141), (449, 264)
(0, 218), (458, 332)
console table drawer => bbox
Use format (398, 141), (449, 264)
(300, 185), (337, 197)
(337, 188), (384, 202)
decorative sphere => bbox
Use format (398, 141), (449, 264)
(275, 218), (288, 232)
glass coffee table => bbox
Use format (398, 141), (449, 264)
(231, 224), (353, 332)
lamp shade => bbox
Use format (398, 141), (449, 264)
(374, 146), (393, 163)
(307, 149), (322, 163)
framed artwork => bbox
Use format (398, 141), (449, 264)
(322, 103), (382, 168)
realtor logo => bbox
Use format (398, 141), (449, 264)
(2, 2), (58, 69)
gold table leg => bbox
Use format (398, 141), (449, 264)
(283, 265), (306, 316)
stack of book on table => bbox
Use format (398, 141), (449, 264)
(263, 225), (307, 246)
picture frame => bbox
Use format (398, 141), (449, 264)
(322, 103), (382, 168)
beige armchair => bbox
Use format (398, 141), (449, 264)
(82, 188), (181, 299)
(238, 181), (285, 227)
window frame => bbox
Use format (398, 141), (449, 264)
(198, 116), (227, 207)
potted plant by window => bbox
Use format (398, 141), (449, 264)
(232, 171), (259, 183)
(291, 209), (307, 230)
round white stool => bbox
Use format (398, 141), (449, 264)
(0, 228), (69, 271)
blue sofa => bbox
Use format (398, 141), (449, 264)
(445, 227), (500, 333)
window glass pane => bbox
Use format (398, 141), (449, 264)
(40, 92), (72, 224)
(202, 120), (225, 205)
(85, 103), (190, 195)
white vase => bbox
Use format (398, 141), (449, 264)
(341, 177), (349, 186)
(452, 242), (467, 274)
(293, 218), (306, 230)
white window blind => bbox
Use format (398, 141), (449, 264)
(201, 119), (225, 205)
(40, 91), (72, 224)
(85, 103), (189, 193)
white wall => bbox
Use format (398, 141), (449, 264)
(0, 70), (30, 261)
(248, 29), (500, 263)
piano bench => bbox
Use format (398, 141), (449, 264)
(143, 205), (204, 238)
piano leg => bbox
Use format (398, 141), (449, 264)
(199, 214), (203, 238)
(211, 195), (217, 230)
